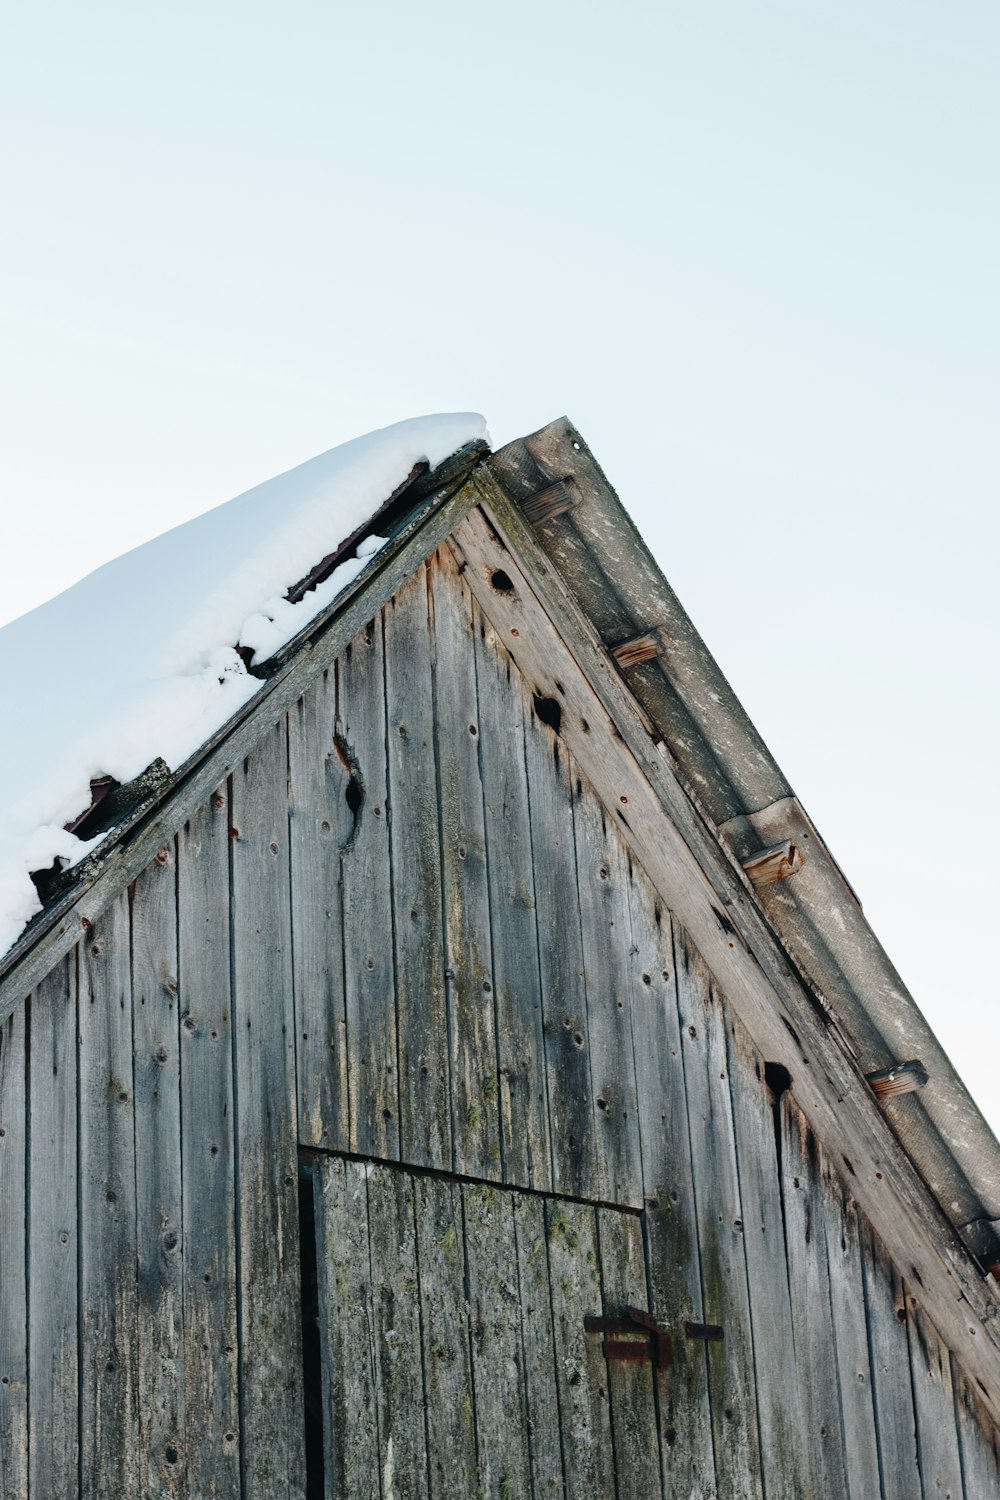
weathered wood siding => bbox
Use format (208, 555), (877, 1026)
(1, 542), (998, 1497)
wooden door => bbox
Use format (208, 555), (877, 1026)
(304, 1156), (663, 1499)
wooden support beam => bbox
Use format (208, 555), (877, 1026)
(520, 476), (580, 527)
(865, 1061), (930, 1101)
(741, 841), (804, 889)
(611, 627), (669, 671)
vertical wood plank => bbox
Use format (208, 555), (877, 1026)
(0, 1005), (27, 1500)
(955, 1368), (1000, 1499)
(339, 619), (400, 1161)
(463, 1182), (533, 1498)
(430, 551), (501, 1179)
(823, 1166), (882, 1500)
(313, 1157), (381, 1500)
(473, 601), (551, 1193)
(28, 956), (78, 1497)
(724, 1010), (806, 1500)
(289, 667), (351, 1152)
(511, 1191), (565, 1498)
(625, 871), (714, 1498)
(780, 1096), (850, 1499)
(545, 1198), (616, 1498)
(861, 1219), (922, 1499)
(908, 1301), (964, 1499)
(413, 1173), (477, 1498)
(572, 783), (643, 1208)
(676, 926), (764, 1500)
(132, 841), (184, 1498)
(79, 889), (139, 1497)
(365, 1163), (428, 1498)
(522, 715), (594, 1200)
(597, 1206), (662, 1496)
(230, 724), (305, 1498)
(384, 564), (451, 1172)
(178, 790), (240, 1499)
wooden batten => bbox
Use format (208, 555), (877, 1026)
(611, 627), (669, 671)
(520, 474), (580, 527)
(741, 841), (804, 889)
(865, 1060), (930, 1101)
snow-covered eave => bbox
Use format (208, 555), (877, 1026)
(0, 434), (488, 995)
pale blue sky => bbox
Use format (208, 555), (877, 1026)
(2, 3), (998, 1127)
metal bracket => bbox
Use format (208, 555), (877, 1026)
(585, 1305), (725, 1368)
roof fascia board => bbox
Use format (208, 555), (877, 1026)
(0, 468), (484, 1020)
(492, 419), (1000, 1246)
(452, 477), (1000, 1423)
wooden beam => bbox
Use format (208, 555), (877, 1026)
(520, 475), (580, 527)
(611, 628), (669, 671)
(741, 841), (804, 889)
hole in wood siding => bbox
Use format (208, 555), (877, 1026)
(299, 1165), (325, 1500)
(764, 1062), (792, 1099)
(490, 569), (515, 592)
(532, 693), (562, 735)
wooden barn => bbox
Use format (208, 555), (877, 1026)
(2, 416), (999, 1499)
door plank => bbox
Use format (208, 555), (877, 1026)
(597, 1206), (662, 1496)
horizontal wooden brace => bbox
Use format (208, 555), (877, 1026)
(611, 627), (670, 671)
(866, 1060), (930, 1100)
(520, 475), (580, 527)
(741, 840), (804, 889)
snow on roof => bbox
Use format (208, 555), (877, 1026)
(0, 412), (488, 960)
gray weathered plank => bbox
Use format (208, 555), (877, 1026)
(572, 780), (643, 1209)
(366, 1162), (428, 1498)
(79, 889), (139, 1497)
(907, 1300), (964, 1499)
(463, 1182), (533, 1498)
(544, 1198), (616, 1499)
(723, 1005), (806, 1500)
(230, 724), (305, 1497)
(522, 717), (594, 1201)
(132, 840), (185, 1498)
(289, 666), (351, 1152)
(780, 1096), (850, 1499)
(313, 1157), (381, 1500)
(861, 1218), (922, 1498)
(676, 925), (763, 1500)
(510, 1191), (565, 1497)
(177, 790), (240, 1499)
(28, 955), (78, 1496)
(473, 601), (552, 1194)
(338, 619), (400, 1161)
(0, 1005), (27, 1500)
(821, 1164), (882, 1500)
(954, 1368), (1000, 1499)
(384, 563), (451, 1172)
(626, 871), (714, 1498)
(596, 1205), (662, 1496)
(430, 550), (501, 1180)
(412, 1172), (477, 1498)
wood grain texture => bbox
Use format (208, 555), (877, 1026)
(413, 1172), (478, 1498)
(338, 619), (400, 1162)
(28, 956), (78, 1496)
(676, 927), (764, 1500)
(596, 1205), (662, 1495)
(511, 1191), (566, 1498)
(626, 871), (715, 1499)
(230, 723), (305, 1498)
(822, 1165), (882, 1500)
(384, 563), (451, 1172)
(288, 665), (351, 1153)
(0, 1006), (27, 1500)
(177, 790), (240, 1499)
(312, 1157), (381, 1500)
(430, 550), (501, 1179)
(79, 889), (139, 1497)
(474, 604), (551, 1193)
(132, 841), (184, 1499)
(907, 1301), (964, 1499)
(861, 1219), (922, 1499)
(955, 1370), (1000, 1498)
(572, 782), (643, 1209)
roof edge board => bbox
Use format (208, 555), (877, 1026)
(493, 419), (1000, 1247)
(454, 475), (1000, 1423)
(0, 464), (486, 1017)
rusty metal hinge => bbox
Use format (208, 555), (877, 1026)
(584, 1307), (726, 1369)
